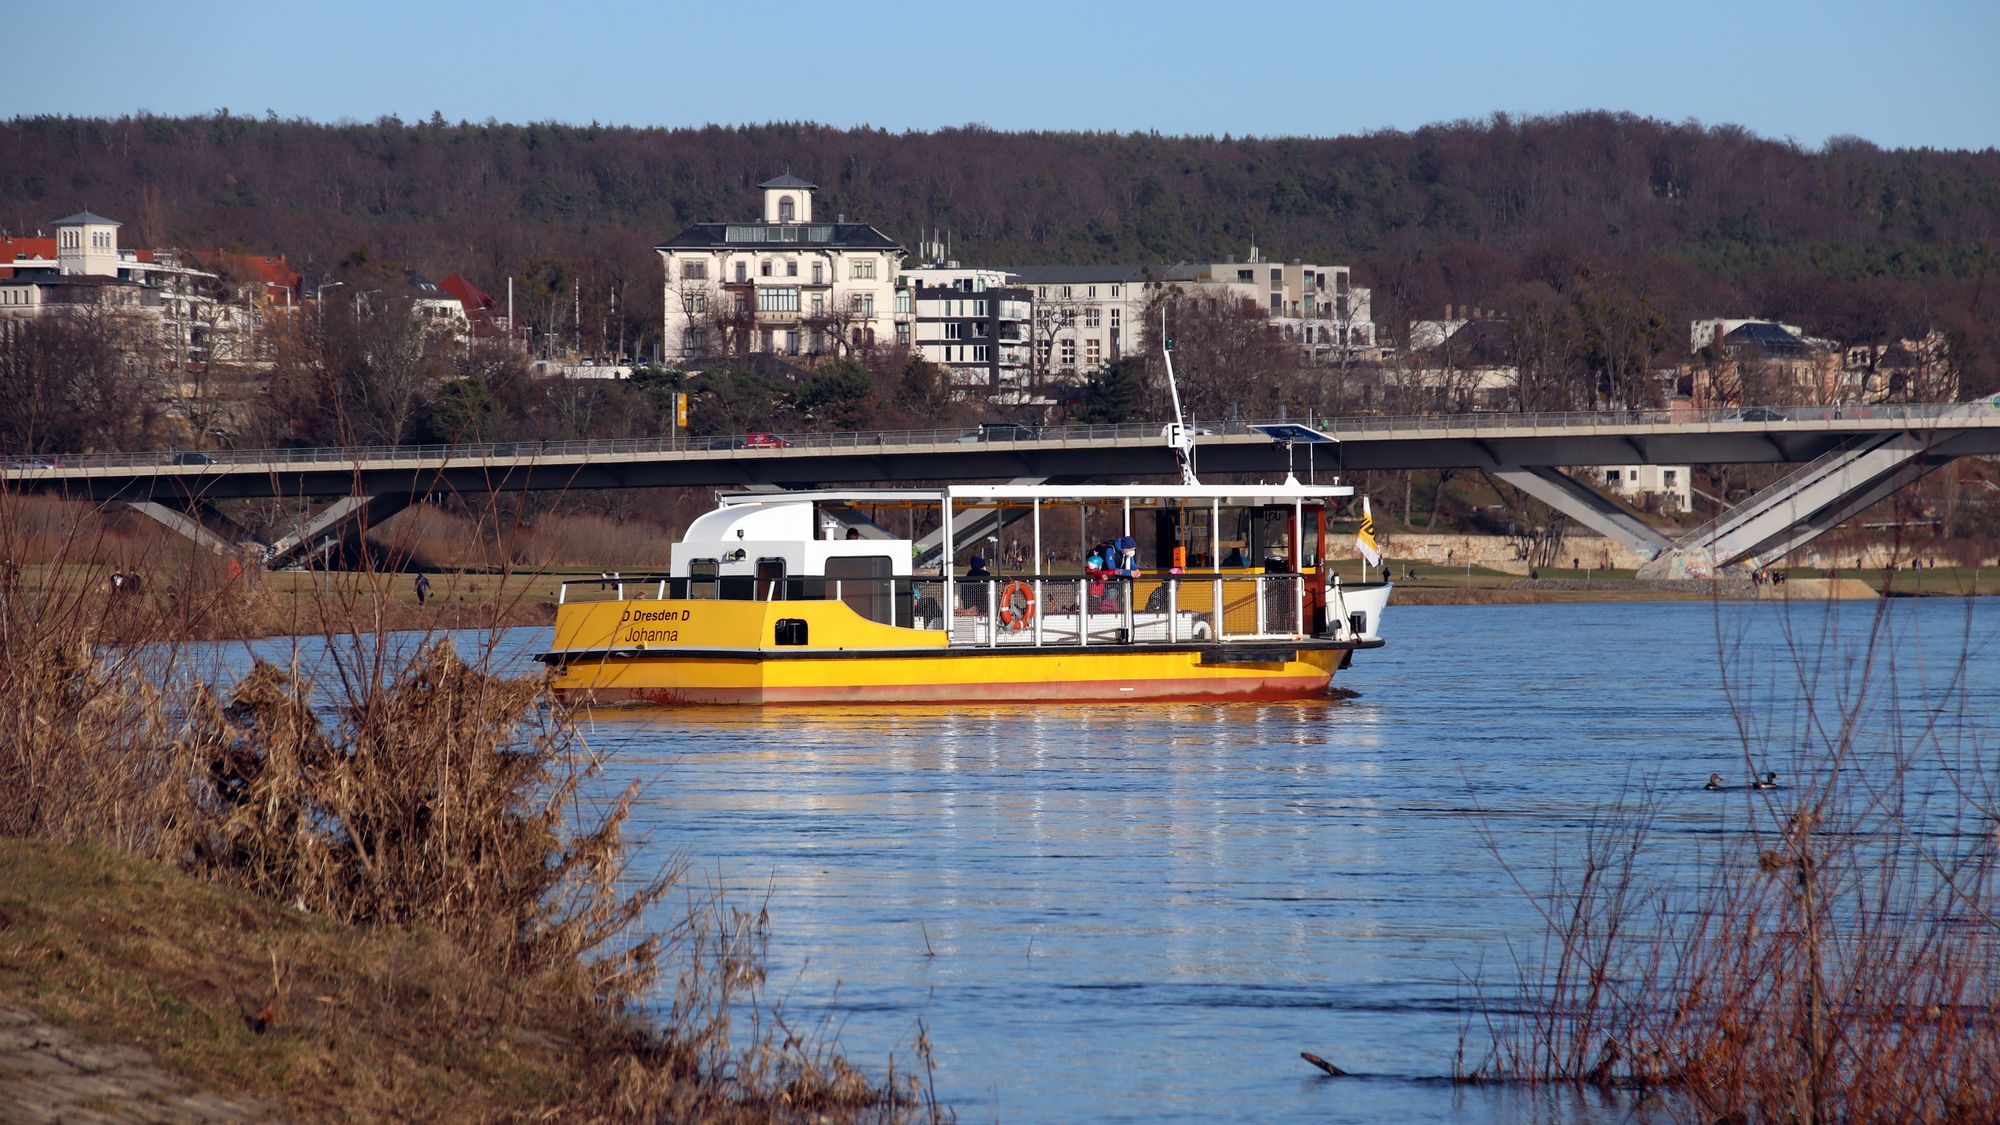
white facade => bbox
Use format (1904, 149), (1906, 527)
(1010, 248), (1376, 378)
(1592, 464), (1693, 514)
(0, 211), (252, 365)
(899, 265), (1033, 390)
(657, 176), (905, 361)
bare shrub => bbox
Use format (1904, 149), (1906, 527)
(1475, 597), (2000, 1122)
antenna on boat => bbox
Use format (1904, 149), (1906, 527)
(1160, 307), (1199, 486)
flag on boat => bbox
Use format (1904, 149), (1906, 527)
(1356, 497), (1382, 567)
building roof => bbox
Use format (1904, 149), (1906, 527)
(0, 236), (57, 276)
(758, 173), (817, 190)
(437, 272), (497, 311)
(655, 222), (903, 252)
(53, 210), (121, 227)
(1721, 321), (1808, 357)
(1419, 317), (1514, 367)
(198, 250), (300, 295)
(1002, 263), (1177, 285)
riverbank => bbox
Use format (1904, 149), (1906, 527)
(0, 839), (648, 1120)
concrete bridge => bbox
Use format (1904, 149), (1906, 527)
(7, 401), (1998, 571)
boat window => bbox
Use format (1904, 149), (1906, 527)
(689, 559), (719, 599)
(825, 554), (894, 625)
(774, 618), (808, 645)
(756, 557), (786, 601)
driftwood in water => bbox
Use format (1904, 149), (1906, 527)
(1300, 1051), (1349, 1077)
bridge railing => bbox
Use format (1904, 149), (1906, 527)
(9, 401), (1992, 475)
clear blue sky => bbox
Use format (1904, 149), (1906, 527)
(8, 0), (1995, 150)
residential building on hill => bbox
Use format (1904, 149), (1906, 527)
(1006, 248), (1376, 381)
(0, 211), (258, 368)
(656, 175), (905, 362)
(899, 265), (1032, 393)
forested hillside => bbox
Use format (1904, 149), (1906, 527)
(4, 111), (1996, 375)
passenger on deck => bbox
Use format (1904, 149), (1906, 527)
(958, 555), (992, 612)
(1223, 546), (1248, 567)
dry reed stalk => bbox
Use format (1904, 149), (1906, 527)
(1475, 592), (2000, 1122)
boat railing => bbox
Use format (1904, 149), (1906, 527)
(556, 572), (1353, 645)
(928, 573), (1322, 647)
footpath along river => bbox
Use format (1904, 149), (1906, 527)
(251, 597), (1995, 1122)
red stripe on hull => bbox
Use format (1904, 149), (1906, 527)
(556, 673), (1334, 706)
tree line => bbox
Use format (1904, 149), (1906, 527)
(2, 110), (1994, 365)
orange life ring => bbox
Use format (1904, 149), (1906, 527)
(998, 580), (1036, 630)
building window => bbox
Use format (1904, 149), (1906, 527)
(852, 259), (876, 279)
(856, 293), (875, 317)
(786, 260), (798, 277)
(895, 290), (911, 314)
(896, 322), (910, 346)
(1110, 307), (1120, 327)
(761, 260), (774, 277)
(1087, 286), (1097, 298)
(812, 262), (824, 284)
(688, 291), (708, 313)
(1238, 269), (1253, 282)
(1110, 285), (1120, 297)
(1084, 307), (1101, 328)
(1060, 286), (1072, 298)
(1270, 294), (1282, 312)
(733, 292), (750, 314)
(757, 287), (801, 313)
(1086, 339), (1101, 367)
(1606, 470), (1622, 483)
(973, 345), (989, 362)
(1270, 269), (1282, 285)
(1060, 339), (1077, 368)
(785, 330), (799, 354)
(1663, 470), (1678, 486)
(735, 261), (748, 282)
(812, 293), (825, 316)
(779, 196), (796, 222)
(944, 323), (963, 340)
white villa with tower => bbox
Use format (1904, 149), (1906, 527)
(656, 175), (905, 361)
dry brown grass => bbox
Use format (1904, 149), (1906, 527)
(1471, 595), (2000, 1122)
(0, 488), (938, 1122)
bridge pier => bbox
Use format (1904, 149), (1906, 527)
(1639, 428), (1972, 577)
(1489, 466), (1675, 559)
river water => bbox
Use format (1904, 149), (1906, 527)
(239, 597), (1997, 1122)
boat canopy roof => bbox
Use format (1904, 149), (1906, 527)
(715, 481), (1354, 509)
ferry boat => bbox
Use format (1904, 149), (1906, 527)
(538, 482), (1391, 705)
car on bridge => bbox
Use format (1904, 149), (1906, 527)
(6, 456), (56, 470)
(1729, 407), (1790, 422)
(956, 422), (1041, 443)
(742, 432), (794, 449)
(171, 452), (218, 465)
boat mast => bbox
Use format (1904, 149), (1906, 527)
(1160, 308), (1199, 486)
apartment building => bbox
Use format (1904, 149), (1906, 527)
(0, 211), (261, 367)
(656, 175), (905, 361)
(899, 265), (1032, 392)
(1006, 249), (1375, 378)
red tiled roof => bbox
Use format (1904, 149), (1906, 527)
(437, 272), (507, 332)
(0, 236), (57, 276)
(437, 272), (497, 311)
(200, 249), (299, 300)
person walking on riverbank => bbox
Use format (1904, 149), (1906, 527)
(414, 573), (431, 606)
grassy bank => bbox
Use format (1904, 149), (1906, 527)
(0, 839), (656, 1119)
